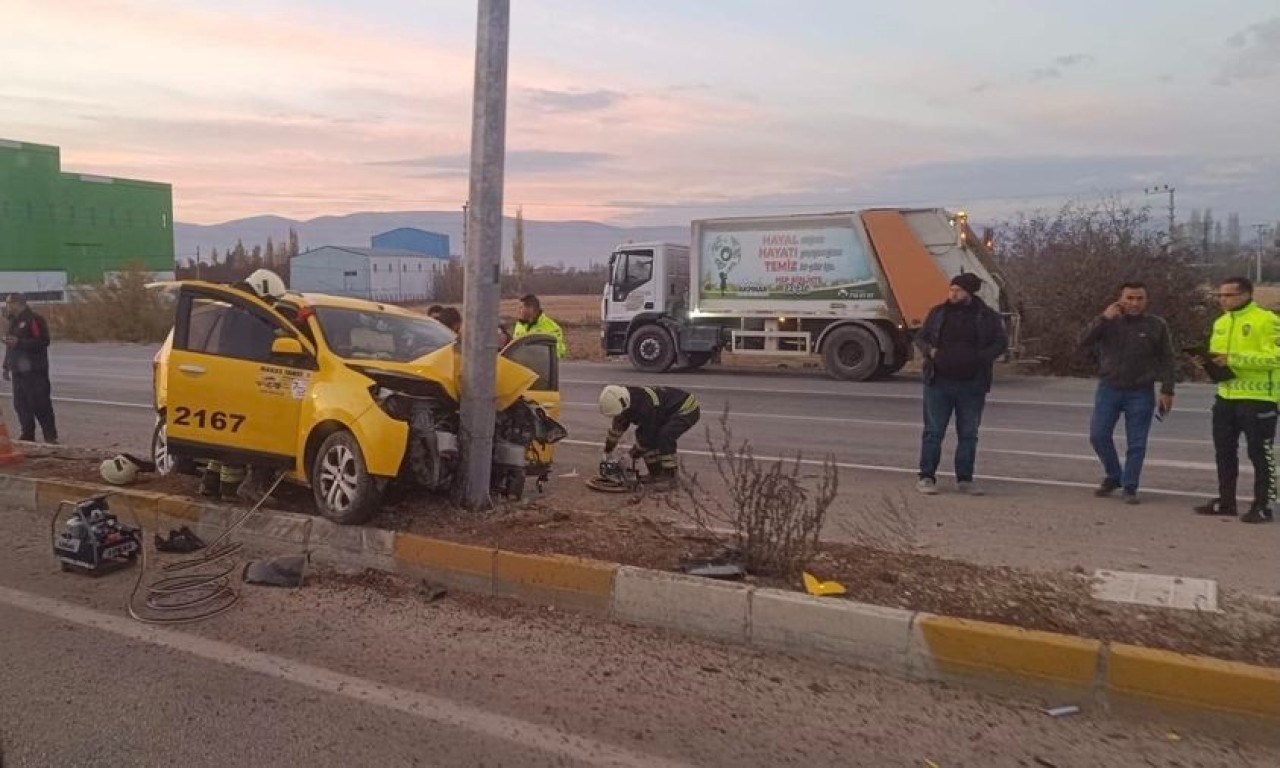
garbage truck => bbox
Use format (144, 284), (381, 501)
(600, 208), (1018, 381)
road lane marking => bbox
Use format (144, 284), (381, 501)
(0, 392), (151, 409)
(562, 378), (1225, 411)
(0, 586), (691, 768)
(560, 439), (1207, 498)
(560, 402), (1213, 446)
(984, 448), (1231, 473)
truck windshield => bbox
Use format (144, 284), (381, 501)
(611, 251), (653, 294)
(313, 306), (455, 362)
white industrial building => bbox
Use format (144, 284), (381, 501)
(289, 246), (449, 302)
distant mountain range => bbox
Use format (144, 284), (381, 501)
(175, 211), (690, 270)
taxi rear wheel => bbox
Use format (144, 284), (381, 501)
(311, 431), (381, 525)
(151, 412), (196, 476)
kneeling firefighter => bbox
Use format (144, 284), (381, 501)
(598, 385), (701, 480)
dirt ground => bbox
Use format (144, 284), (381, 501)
(15, 451), (1280, 668)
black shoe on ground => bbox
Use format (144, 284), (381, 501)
(1122, 490), (1140, 505)
(1240, 506), (1274, 524)
(1193, 499), (1237, 516)
(1094, 478), (1121, 497)
(17, 434), (34, 442)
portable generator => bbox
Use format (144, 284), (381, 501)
(52, 495), (142, 575)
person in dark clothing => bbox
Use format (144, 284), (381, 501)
(914, 273), (1007, 495)
(3, 293), (57, 443)
(598, 384), (701, 481)
(1079, 282), (1175, 504)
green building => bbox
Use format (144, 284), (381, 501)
(0, 138), (174, 299)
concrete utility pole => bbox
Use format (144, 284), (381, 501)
(457, 0), (510, 510)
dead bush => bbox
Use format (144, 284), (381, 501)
(839, 492), (919, 553)
(44, 262), (174, 343)
(670, 407), (838, 577)
(996, 198), (1215, 377)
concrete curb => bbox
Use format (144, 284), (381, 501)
(15, 473), (1280, 722)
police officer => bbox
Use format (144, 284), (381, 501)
(599, 385), (700, 481)
(1193, 276), (1280, 524)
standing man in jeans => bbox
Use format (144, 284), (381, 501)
(1193, 277), (1279, 524)
(1080, 282), (1175, 505)
(915, 273), (1008, 495)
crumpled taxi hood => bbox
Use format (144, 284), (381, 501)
(348, 344), (538, 410)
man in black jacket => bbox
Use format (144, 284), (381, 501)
(599, 384), (701, 481)
(914, 273), (1007, 495)
(3, 293), (57, 443)
(1079, 282), (1175, 504)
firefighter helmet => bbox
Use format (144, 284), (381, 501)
(244, 269), (287, 299)
(598, 385), (630, 417)
(100, 454), (140, 486)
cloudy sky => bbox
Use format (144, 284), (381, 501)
(4, 0), (1278, 228)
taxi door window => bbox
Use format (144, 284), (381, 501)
(181, 297), (280, 363)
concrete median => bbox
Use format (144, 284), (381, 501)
(8, 471), (1279, 723)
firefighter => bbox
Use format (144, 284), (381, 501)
(199, 461), (246, 500)
(599, 385), (700, 481)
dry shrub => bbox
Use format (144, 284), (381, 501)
(996, 198), (1215, 376)
(45, 261), (174, 343)
(672, 407), (838, 577)
(839, 492), (919, 553)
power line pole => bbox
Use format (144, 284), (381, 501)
(1254, 224), (1271, 285)
(1144, 185), (1175, 248)
(457, 0), (510, 510)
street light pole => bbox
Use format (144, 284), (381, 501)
(457, 0), (510, 510)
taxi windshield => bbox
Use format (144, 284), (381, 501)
(313, 306), (455, 362)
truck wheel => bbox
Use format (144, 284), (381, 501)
(628, 326), (676, 373)
(823, 326), (881, 382)
(311, 431), (382, 525)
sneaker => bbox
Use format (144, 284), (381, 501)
(1240, 506), (1274, 524)
(1094, 478), (1121, 497)
(1193, 499), (1237, 516)
(1121, 490), (1140, 505)
(916, 477), (938, 495)
(956, 480), (984, 496)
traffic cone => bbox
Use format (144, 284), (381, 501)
(0, 410), (24, 465)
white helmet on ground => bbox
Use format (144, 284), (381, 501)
(598, 385), (630, 417)
(100, 454), (140, 486)
(245, 269), (287, 299)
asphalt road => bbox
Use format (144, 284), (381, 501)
(4, 344), (1279, 593)
(0, 505), (1274, 767)
(2, 343), (1236, 494)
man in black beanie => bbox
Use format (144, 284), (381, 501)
(913, 272), (1007, 495)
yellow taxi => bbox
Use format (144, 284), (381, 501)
(151, 280), (564, 524)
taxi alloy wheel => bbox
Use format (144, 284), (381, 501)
(312, 430), (380, 525)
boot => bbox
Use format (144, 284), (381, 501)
(199, 467), (221, 498)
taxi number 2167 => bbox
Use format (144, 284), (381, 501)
(173, 407), (246, 433)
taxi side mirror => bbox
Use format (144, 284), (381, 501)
(271, 337), (305, 357)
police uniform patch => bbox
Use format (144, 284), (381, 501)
(1243, 324), (1252, 336)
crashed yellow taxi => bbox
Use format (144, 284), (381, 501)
(150, 280), (565, 524)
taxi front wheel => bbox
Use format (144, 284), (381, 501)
(311, 431), (382, 525)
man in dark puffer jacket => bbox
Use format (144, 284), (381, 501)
(913, 273), (1007, 496)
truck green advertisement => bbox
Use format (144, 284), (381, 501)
(696, 219), (882, 304)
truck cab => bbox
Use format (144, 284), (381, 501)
(603, 243), (722, 371)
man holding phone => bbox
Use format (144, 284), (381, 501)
(1079, 282), (1175, 504)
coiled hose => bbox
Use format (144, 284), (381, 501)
(127, 471), (289, 625)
